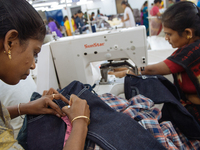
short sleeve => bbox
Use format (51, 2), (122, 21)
(150, 6), (159, 16)
(164, 59), (185, 74)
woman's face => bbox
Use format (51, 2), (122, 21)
(121, 4), (126, 9)
(164, 26), (189, 48)
(1, 39), (42, 85)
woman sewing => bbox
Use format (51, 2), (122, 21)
(0, 0), (90, 149)
(109, 1), (200, 125)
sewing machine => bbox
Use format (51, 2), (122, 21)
(37, 26), (147, 94)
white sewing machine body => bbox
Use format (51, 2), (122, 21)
(37, 26), (147, 94)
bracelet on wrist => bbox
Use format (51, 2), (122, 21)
(18, 103), (25, 119)
(71, 116), (90, 126)
(126, 69), (130, 74)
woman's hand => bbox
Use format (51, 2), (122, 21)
(186, 94), (200, 105)
(62, 94), (90, 125)
(108, 67), (135, 78)
(42, 88), (59, 96)
(20, 88), (69, 118)
(62, 95), (90, 150)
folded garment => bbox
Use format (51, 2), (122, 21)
(124, 74), (200, 140)
(99, 93), (200, 150)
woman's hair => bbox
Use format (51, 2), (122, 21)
(154, 0), (162, 4)
(121, 1), (133, 12)
(143, 1), (148, 6)
(162, 1), (200, 37)
(0, 0), (46, 43)
(121, 1), (127, 5)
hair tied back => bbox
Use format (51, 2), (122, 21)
(193, 3), (200, 17)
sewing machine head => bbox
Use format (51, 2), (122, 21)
(37, 26), (147, 92)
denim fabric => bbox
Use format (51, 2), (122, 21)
(19, 81), (165, 150)
(17, 92), (42, 149)
(27, 112), (66, 150)
(17, 115), (28, 149)
(17, 92), (66, 150)
(59, 81), (165, 150)
(124, 74), (200, 140)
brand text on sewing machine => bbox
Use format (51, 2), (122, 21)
(84, 43), (105, 49)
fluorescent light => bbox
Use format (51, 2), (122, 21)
(77, 1), (93, 5)
(39, 4), (72, 11)
(60, 0), (72, 3)
(33, 2), (58, 8)
(35, 7), (47, 12)
(57, 4), (72, 7)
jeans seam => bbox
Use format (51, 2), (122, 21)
(77, 88), (88, 97)
(87, 131), (117, 150)
(27, 115), (45, 123)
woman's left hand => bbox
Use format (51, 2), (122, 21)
(20, 88), (69, 117)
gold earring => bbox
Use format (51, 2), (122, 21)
(8, 50), (11, 60)
(187, 36), (192, 39)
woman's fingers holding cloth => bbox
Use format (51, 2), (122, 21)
(42, 88), (59, 96)
(43, 93), (69, 117)
(62, 94), (90, 122)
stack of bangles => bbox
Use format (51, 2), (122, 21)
(71, 116), (90, 126)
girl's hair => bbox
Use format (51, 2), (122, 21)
(0, 0), (46, 43)
(154, 0), (162, 4)
(162, 1), (200, 37)
(121, 1), (133, 12)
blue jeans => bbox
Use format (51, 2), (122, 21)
(54, 81), (165, 150)
(17, 92), (66, 150)
(19, 81), (165, 150)
(124, 74), (200, 140)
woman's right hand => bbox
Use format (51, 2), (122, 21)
(62, 94), (90, 126)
